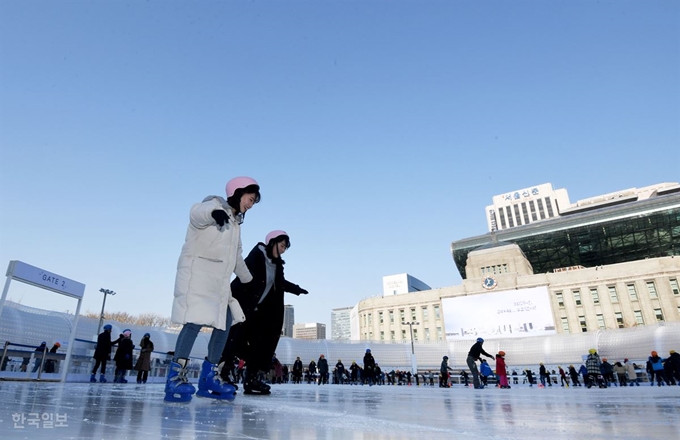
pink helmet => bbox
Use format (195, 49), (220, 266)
(266, 230), (289, 246)
(226, 176), (259, 198)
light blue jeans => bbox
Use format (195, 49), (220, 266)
(173, 309), (232, 364)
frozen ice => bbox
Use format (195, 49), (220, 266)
(0, 381), (678, 439)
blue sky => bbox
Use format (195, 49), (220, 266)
(1, 1), (678, 333)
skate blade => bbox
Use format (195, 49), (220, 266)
(196, 389), (236, 401)
(164, 393), (193, 403)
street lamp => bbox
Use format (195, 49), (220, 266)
(401, 321), (419, 374)
(97, 288), (116, 335)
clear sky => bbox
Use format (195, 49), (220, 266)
(1, 1), (679, 333)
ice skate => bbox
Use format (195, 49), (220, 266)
(164, 358), (196, 403)
(243, 369), (271, 395)
(196, 360), (236, 401)
(90, 374), (97, 383)
(99, 374), (107, 383)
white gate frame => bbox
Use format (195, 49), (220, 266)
(0, 260), (86, 382)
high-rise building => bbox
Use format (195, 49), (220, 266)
(353, 182), (680, 341)
(281, 304), (294, 337)
(293, 323), (326, 340)
(331, 307), (352, 340)
(382, 273), (430, 296)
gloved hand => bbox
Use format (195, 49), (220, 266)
(299, 288), (309, 295)
(211, 210), (228, 227)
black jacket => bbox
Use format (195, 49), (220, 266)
(468, 341), (493, 360)
(93, 331), (122, 361)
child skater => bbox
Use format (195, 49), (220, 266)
(165, 177), (261, 403)
(496, 351), (510, 388)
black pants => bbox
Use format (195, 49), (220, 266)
(137, 370), (149, 382)
(92, 359), (108, 374)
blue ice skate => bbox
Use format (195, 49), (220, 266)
(90, 374), (97, 383)
(99, 374), (107, 383)
(196, 360), (236, 401)
(164, 358), (196, 403)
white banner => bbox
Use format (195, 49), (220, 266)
(442, 286), (556, 340)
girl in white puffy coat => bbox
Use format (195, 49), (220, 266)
(164, 176), (261, 403)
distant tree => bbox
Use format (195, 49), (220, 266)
(83, 310), (172, 327)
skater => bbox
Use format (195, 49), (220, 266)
(335, 359), (346, 384)
(538, 363), (551, 387)
(292, 356), (303, 384)
(44, 342), (61, 373)
(558, 366), (569, 387)
(91, 325), (122, 383)
(363, 349), (376, 385)
(317, 354), (329, 385)
(525, 369), (535, 387)
(624, 358), (640, 386)
(496, 351), (509, 388)
(648, 351), (667, 386)
(114, 330), (134, 383)
(439, 356), (453, 387)
(166, 176), (260, 402)
(480, 359), (493, 387)
(134, 333), (154, 384)
(31, 342), (48, 373)
(568, 365), (581, 386)
(467, 338), (495, 389)
(586, 349), (603, 388)
(460, 370), (469, 387)
(308, 359), (317, 384)
(667, 350), (680, 385)
(219, 230), (308, 395)
(600, 358), (615, 386)
(613, 361), (627, 387)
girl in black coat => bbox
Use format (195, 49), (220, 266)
(220, 230), (308, 394)
(114, 330), (135, 383)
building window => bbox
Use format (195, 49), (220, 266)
(368, 331), (373, 340)
(646, 281), (658, 298)
(401, 329), (407, 340)
(573, 290), (582, 306)
(670, 279), (679, 295)
(556, 292), (564, 307)
(627, 284), (638, 300)
(503, 264), (508, 273)
(615, 312), (624, 328)
(521, 202), (530, 224)
(368, 313), (372, 325)
(537, 199), (546, 219)
(400, 309), (405, 322)
(389, 310), (394, 324)
(422, 307), (429, 320)
(379, 311), (383, 324)
(499, 208), (507, 229)
(608, 286), (619, 303)
(506, 206), (515, 227)
(579, 315), (587, 332)
(434, 305), (441, 320)
(545, 198), (555, 217)
(513, 204), (522, 226)
(410, 308), (417, 321)
(380, 331), (384, 340)
(425, 328), (431, 341)
(529, 200), (537, 221)
(413, 329), (418, 340)
(390, 330), (395, 340)
(654, 308), (664, 322)
(590, 288), (600, 304)
(596, 314), (605, 329)
(633, 310), (644, 325)
(437, 327), (442, 340)
(561, 317), (570, 332)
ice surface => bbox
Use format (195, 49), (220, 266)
(0, 381), (678, 439)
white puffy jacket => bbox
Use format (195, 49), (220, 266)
(171, 197), (251, 330)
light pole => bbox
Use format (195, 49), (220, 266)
(401, 321), (419, 374)
(97, 288), (116, 335)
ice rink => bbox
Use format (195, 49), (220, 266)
(0, 381), (678, 440)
